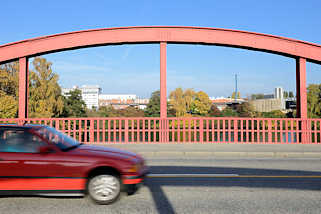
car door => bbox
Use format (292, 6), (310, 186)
(0, 127), (87, 192)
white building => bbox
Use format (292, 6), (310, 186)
(274, 87), (285, 109)
(62, 85), (101, 109)
(99, 94), (137, 101)
(275, 87), (284, 100)
(61, 86), (79, 97)
(62, 85), (149, 110)
(80, 85), (101, 109)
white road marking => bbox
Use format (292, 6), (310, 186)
(147, 174), (321, 178)
(148, 174), (239, 178)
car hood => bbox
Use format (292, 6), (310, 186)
(76, 144), (141, 160)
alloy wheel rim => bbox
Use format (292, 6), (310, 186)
(89, 175), (120, 201)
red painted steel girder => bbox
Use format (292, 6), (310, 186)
(0, 26), (321, 64)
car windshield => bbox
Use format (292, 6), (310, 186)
(34, 126), (81, 151)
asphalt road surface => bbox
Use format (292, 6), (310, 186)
(1, 158), (320, 214)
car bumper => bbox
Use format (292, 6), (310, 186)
(122, 167), (149, 185)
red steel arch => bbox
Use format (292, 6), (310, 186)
(0, 26), (321, 63)
(0, 26), (320, 120)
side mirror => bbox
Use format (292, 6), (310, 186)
(38, 146), (52, 154)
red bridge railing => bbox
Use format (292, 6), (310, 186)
(1, 117), (320, 144)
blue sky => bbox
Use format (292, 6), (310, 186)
(1, 0), (320, 98)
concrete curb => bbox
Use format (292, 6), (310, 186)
(132, 151), (321, 158)
(93, 143), (321, 158)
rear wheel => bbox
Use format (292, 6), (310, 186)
(87, 174), (121, 205)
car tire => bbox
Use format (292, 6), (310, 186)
(87, 174), (121, 205)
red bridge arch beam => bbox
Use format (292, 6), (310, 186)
(0, 26), (321, 119)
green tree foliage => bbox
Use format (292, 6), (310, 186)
(61, 89), (87, 117)
(289, 91), (294, 98)
(117, 106), (145, 117)
(307, 84), (321, 118)
(190, 91), (212, 116)
(236, 102), (255, 117)
(0, 62), (19, 118)
(258, 110), (286, 118)
(28, 57), (64, 118)
(221, 106), (238, 117)
(251, 93), (264, 100)
(145, 90), (160, 117)
(208, 104), (222, 117)
(283, 91), (289, 98)
(97, 105), (145, 117)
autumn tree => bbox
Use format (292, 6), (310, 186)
(169, 87), (187, 117)
(190, 91), (212, 116)
(0, 91), (18, 118)
(28, 57), (64, 118)
(0, 62), (19, 118)
(183, 88), (196, 113)
(307, 84), (321, 118)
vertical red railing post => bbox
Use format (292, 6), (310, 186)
(125, 119), (129, 143)
(234, 119), (238, 143)
(78, 120), (82, 142)
(148, 119), (151, 142)
(296, 58), (308, 143)
(199, 119), (203, 142)
(102, 119), (106, 143)
(268, 119), (272, 143)
(18, 57), (29, 124)
(90, 119), (94, 143)
(97, 120), (100, 143)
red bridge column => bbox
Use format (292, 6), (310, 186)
(296, 57), (308, 143)
(160, 42), (167, 118)
(296, 58), (307, 119)
(160, 42), (168, 143)
(18, 57), (29, 120)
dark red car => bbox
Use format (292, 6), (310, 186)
(0, 124), (148, 204)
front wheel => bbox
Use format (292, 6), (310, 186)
(87, 174), (121, 205)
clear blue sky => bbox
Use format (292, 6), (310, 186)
(1, 0), (320, 98)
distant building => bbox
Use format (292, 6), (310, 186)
(263, 94), (274, 99)
(249, 99), (283, 112)
(99, 95), (149, 110)
(62, 85), (101, 109)
(210, 97), (245, 111)
(99, 94), (137, 101)
(80, 85), (101, 109)
(62, 85), (150, 110)
(275, 87), (284, 100)
(250, 87), (287, 112)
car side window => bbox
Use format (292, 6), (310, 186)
(0, 129), (46, 153)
